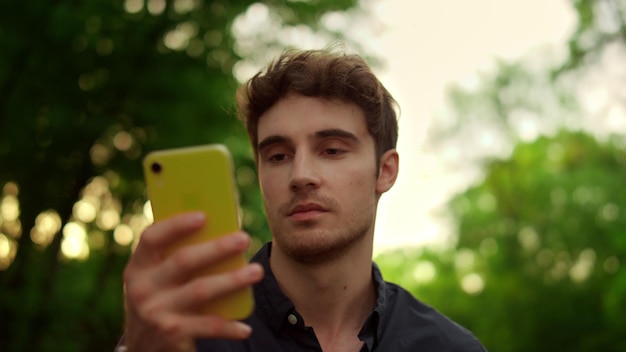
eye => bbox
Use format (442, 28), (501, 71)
(265, 149), (293, 163)
(269, 153), (287, 162)
(322, 148), (346, 157)
(261, 144), (293, 164)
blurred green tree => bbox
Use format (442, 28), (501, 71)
(378, 131), (626, 351)
(377, 0), (626, 351)
(0, 0), (366, 351)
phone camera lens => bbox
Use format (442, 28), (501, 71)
(151, 162), (162, 174)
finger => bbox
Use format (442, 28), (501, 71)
(124, 315), (251, 351)
(156, 232), (251, 287)
(175, 263), (263, 311)
(145, 263), (263, 313)
(124, 232), (252, 309)
(132, 212), (206, 266)
(148, 314), (253, 343)
(191, 318), (252, 340)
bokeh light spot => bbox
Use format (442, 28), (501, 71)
(455, 249), (475, 272)
(412, 261), (436, 283)
(0, 233), (17, 270)
(3, 182), (19, 196)
(113, 131), (133, 151)
(1, 195), (20, 222)
(73, 199), (98, 223)
(31, 210), (62, 247)
(124, 0), (144, 14)
(461, 273), (484, 295)
(61, 222), (89, 260)
(114, 224), (134, 246)
(174, 0), (197, 14)
(147, 0), (166, 15)
(570, 248), (596, 283)
(0, 233), (11, 257)
(518, 226), (540, 251)
(236, 166), (256, 187)
(143, 201), (154, 222)
(97, 209), (120, 231)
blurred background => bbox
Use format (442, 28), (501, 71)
(1, 0), (625, 351)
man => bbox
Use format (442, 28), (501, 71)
(119, 49), (486, 351)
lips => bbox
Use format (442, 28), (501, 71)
(289, 203), (327, 215)
(287, 203), (328, 221)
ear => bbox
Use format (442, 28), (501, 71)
(376, 149), (399, 195)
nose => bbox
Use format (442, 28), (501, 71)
(289, 152), (321, 192)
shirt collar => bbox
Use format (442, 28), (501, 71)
(250, 242), (389, 348)
(250, 242), (296, 333)
(359, 262), (388, 350)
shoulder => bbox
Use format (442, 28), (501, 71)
(377, 281), (486, 352)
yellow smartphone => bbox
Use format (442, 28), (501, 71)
(142, 144), (254, 320)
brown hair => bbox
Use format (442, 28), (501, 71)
(237, 48), (399, 163)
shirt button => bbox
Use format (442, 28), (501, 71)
(287, 313), (298, 325)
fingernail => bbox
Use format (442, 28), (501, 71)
(235, 322), (252, 335)
(188, 212), (205, 223)
(247, 264), (263, 279)
(231, 232), (247, 245)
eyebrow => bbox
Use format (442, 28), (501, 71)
(315, 129), (360, 143)
(257, 128), (360, 152)
(258, 135), (290, 152)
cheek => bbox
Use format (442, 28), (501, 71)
(337, 168), (375, 195)
(259, 173), (282, 202)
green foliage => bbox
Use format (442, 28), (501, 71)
(0, 0), (361, 350)
(378, 131), (626, 351)
(378, 2), (626, 351)
(563, 0), (626, 72)
(454, 131), (626, 350)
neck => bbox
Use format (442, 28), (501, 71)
(270, 234), (376, 337)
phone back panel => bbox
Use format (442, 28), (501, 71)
(143, 144), (254, 320)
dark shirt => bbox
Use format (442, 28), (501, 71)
(195, 242), (486, 352)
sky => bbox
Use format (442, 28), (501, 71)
(369, 0), (577, 254)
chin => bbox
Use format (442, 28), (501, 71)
(274, 228), (367, 265)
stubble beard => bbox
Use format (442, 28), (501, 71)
(268, 195), (376, 265)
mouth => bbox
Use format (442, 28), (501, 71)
(287, 203), (328, 221)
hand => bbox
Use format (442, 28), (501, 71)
(122, 212), (264, 352)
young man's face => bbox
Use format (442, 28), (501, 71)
(256, 94), (396, 263)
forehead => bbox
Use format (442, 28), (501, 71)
(257, 94), (369, 141)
